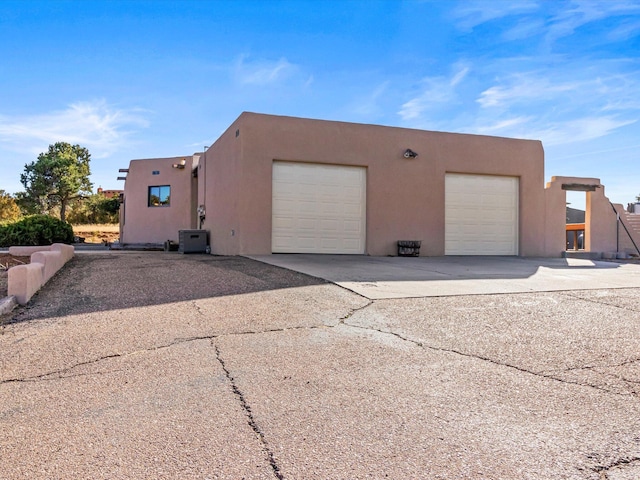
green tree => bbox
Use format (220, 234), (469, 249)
(19, 142), (92, 222)
(67, 193), (120, 224)
(0, 190), (21, 224)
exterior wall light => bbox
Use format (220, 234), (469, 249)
(172, 158), (186, 169)
(403, 149), (418, 159)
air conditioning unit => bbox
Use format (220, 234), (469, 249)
(178, 229), (208, 253)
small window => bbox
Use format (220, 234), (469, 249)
(148, 185), (170, 207)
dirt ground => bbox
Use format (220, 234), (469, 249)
(72, 225), (119, 244)
(0, 254), (30, 298)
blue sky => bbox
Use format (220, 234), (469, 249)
(1, 0), (639, 209)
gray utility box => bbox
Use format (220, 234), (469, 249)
(178, 229), (207, 253)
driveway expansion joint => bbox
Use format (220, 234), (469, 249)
(214, 343), (284, 480)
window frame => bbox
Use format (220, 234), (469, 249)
(148, 185), (171, 207)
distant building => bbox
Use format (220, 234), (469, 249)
(97, 187), (123, 199)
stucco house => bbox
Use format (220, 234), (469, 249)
(118, 112), (639, 258)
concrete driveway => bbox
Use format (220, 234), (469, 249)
(250, 254), (640, 299)
(1, 252), (639, 479)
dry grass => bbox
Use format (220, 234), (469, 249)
(72, 224), (120, 243)
(0, 254), (30, 271)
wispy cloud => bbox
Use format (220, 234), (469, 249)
(475, 115), (635, 145)
(451, 0), (539, 31)
(470, 66), (640, 144)
(452, 0), (640, 47)
(0, 100), (149, 158)
(545, 0), (640, 44)
(477, 74), (578, 108)
(350, 82), (389, 117)
(398, 65), (470, 121)
(606, 17), (640, 41)
(233, 55), (299, 86)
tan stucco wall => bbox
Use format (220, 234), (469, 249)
(204, 112), (547, 256)
(121, 156), (198, 244)
(586, 185), (618, 253)
(544, 176), (627, 255)
(200, 122), (242, 255)
(543, 177), (568, 257)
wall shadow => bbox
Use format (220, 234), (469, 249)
(5, 253), (328, 324)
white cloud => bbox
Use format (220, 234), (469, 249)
(502, 18), (546, 41)
(398, 66), (470, 121)
(350, 82), (389, 117)
(0, 100), (149, 158)
(233, 56), (298, 86)
(451, 0), (539, 31)
(545, 0), (640, 44)
(471, 65), (640, 144)
(473, 116), (534, 136)
(551, 116), (637, 144)
(477, 74), (578, 108)
(473, 115), (635, 145)
(606, 18), (640, 41)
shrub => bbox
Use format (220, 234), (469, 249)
(0, 215), (74, 247)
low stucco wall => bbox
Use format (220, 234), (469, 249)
(9, 245), (51, 256)
(7, 243), (74, 305)
(8, 264), (44, 306)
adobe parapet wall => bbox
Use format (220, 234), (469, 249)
(7, 243), (75, 305)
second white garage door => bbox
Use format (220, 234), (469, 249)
(272, 162), (366, 254)
(445, 173), (519, 255)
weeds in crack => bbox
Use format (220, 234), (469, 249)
(214, 343), (284, 480)
(338, 299), (374, 323)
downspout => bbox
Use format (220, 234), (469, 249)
(609, 202), (640, 256)
(616, 211), (619, 252)
(199, 145), (208, 230)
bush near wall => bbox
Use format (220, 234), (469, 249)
(0, 215), (74, 247)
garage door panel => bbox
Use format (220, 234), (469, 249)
(272, 162), (366, 254)
(445, 174), (518, 255)
(343, 220), (362, 233)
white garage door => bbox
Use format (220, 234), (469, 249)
(272, 162), (366, 254)
(445, 174), (519, 255)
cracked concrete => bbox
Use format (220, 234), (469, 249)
(215, 343), (284, 480)
(1, 252), (640, 478)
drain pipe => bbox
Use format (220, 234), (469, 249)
(617, 211), (619, 252)
(609, 202), (640, 256)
